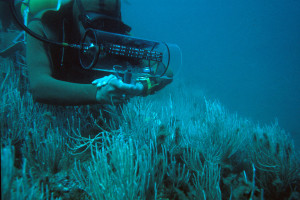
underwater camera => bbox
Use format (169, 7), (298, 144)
(79, 29), (182, 83)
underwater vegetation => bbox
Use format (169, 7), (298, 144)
(1, 54), (300, 200)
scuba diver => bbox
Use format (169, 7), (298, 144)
(16, 0), (179, 105)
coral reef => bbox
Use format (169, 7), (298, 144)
(1, 54), (299, 200)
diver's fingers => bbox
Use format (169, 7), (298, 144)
(110, 79), (144, 95)
(92, 74), (116, 84)
(92, 75), (117, 88)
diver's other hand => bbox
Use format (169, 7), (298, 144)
(92, 75), (144, 104)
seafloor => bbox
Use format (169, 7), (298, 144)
(1, 30), (299, 200)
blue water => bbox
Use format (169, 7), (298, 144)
(123, 0), (300, 145)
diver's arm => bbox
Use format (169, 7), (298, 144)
(27, 22), (98, 105)
(27, 21), (143, 105)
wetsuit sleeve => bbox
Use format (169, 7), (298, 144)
(27, 21), (98, 105)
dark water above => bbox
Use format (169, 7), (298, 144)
(123, 0), (300, 146)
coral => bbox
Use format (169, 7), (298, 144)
(1, 144), (51, 200)
(250, 122), (300, 199)
(22, 126), (69, 175)
(1, 55), (299, 200)
(74, 137), (153, 200)
(184, 98), (248, 165)
(1, 144), (15, 200)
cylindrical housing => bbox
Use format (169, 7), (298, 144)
(79, 29), (182, 78)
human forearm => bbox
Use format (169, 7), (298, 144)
(30, 75), (97, 105)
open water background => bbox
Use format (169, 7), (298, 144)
(122, 0), (300, 146)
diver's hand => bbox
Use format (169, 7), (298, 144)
(92, 75), (144, 104)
